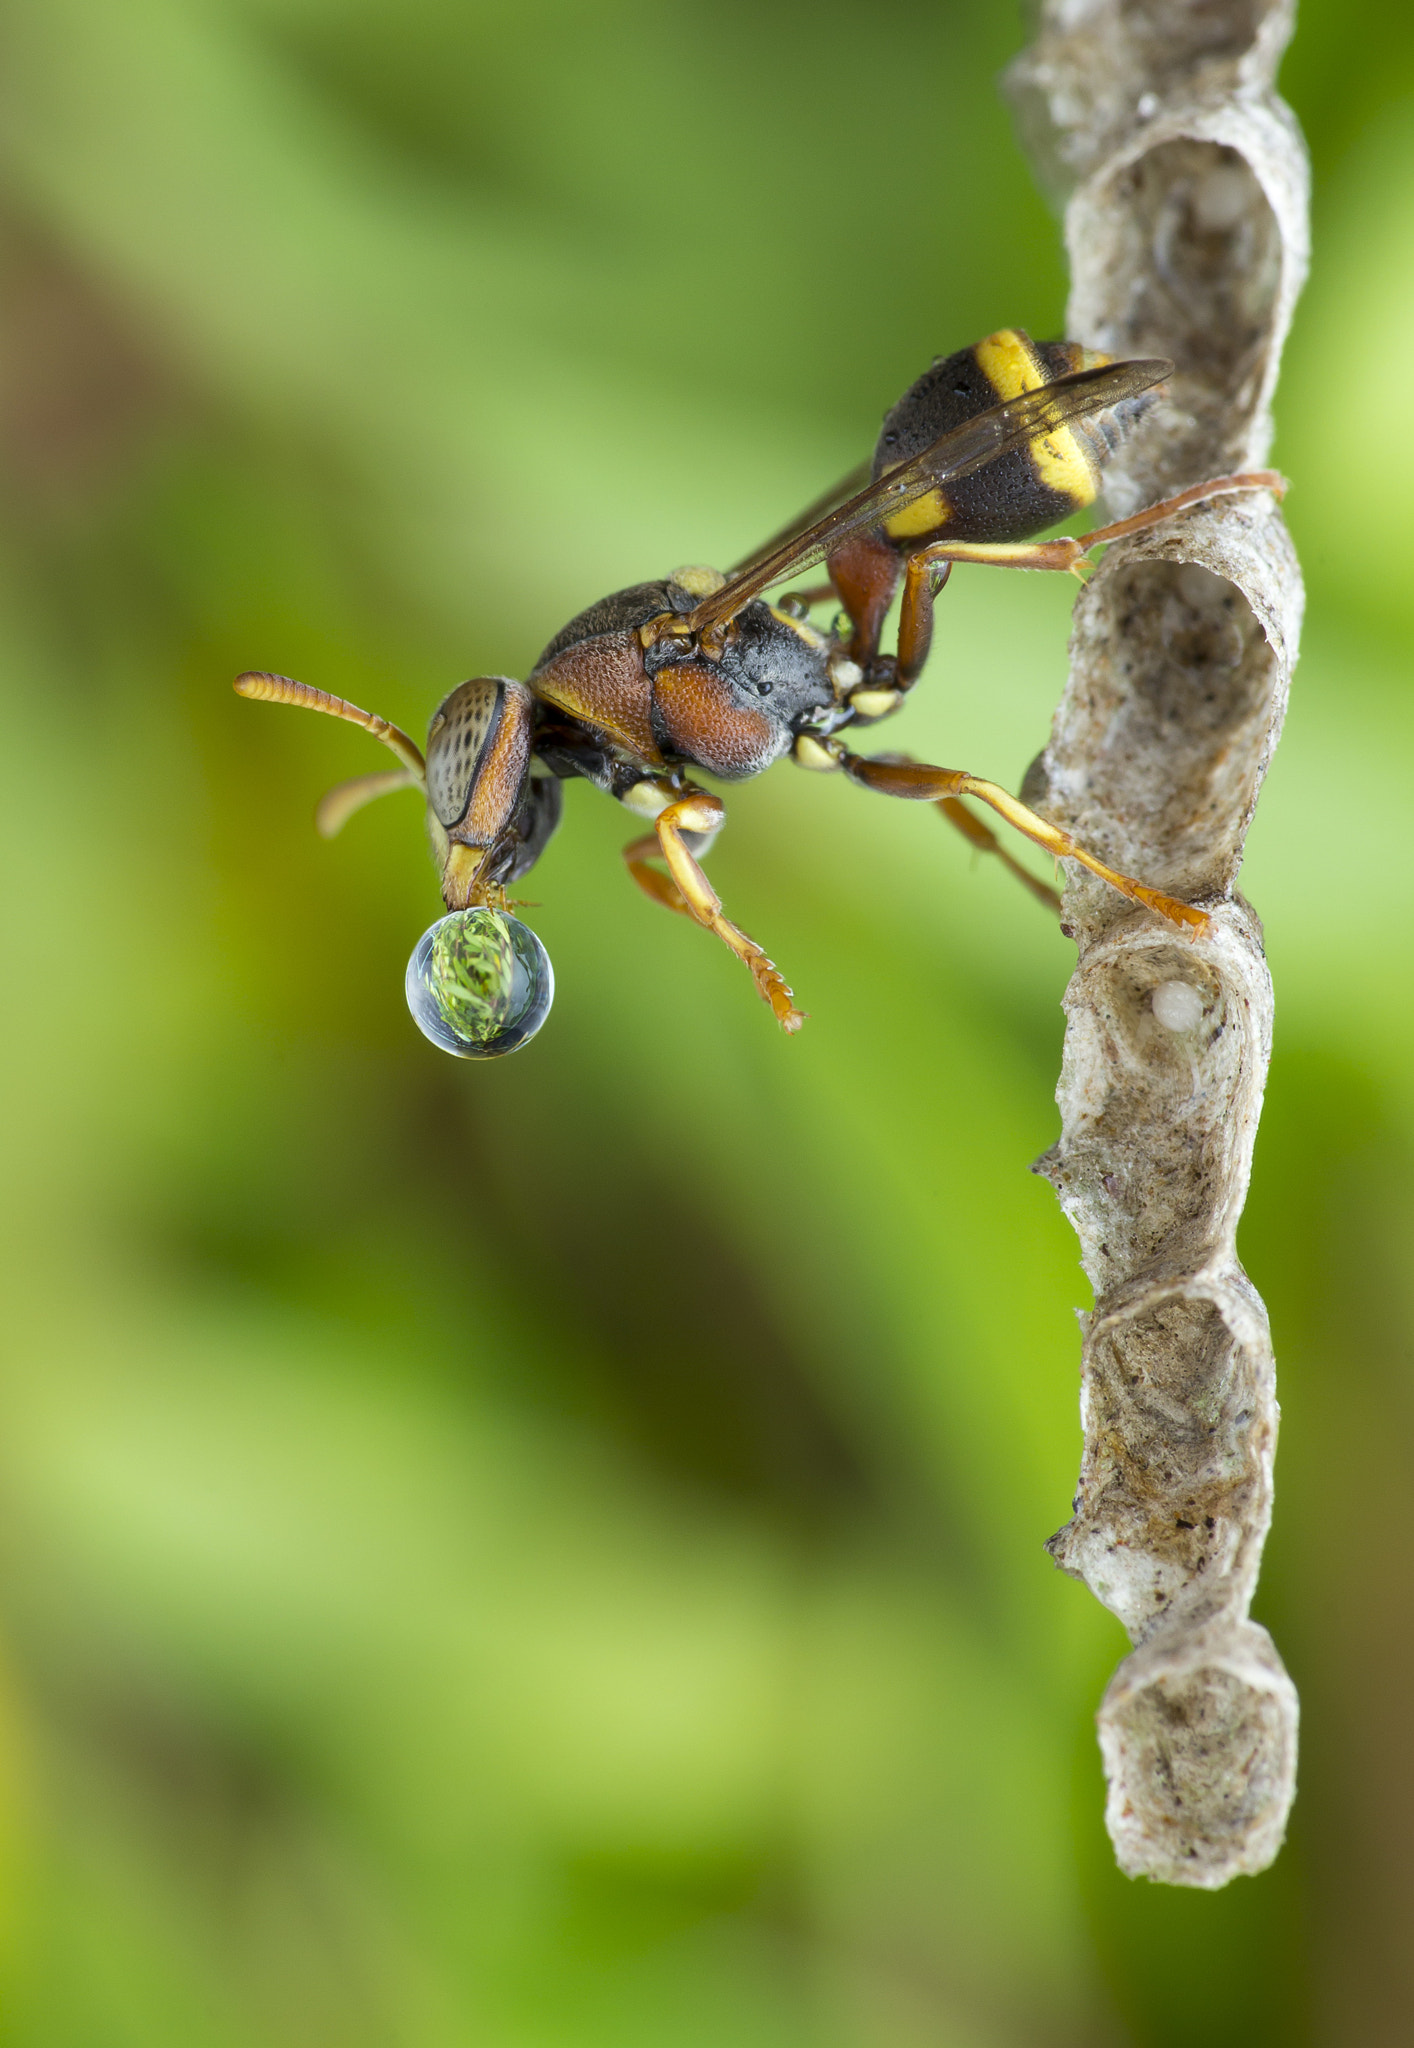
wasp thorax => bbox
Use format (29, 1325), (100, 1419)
(405, 907), (554, 1058)
(668, 565), (726, 600)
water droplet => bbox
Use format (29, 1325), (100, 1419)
(405, 908), (554, 1058)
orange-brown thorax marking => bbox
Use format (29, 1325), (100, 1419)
(651, 661), (777, 778)
(531, 630), (663, 765)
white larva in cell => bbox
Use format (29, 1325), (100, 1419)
(1151, 979), (1205, 1032)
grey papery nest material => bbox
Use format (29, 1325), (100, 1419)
(1005, 0), (1308, 1885)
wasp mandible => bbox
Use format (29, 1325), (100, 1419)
(236, 329), (1282, 1055)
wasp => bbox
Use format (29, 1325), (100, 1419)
(236, 329), (1281, 1042)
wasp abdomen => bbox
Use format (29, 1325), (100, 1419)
(874, 327), (1157, 547)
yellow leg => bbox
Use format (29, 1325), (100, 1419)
(646, 795), (805, 1032)
(623, 833), (693, 918)
(893, 469), (1286, 686)
(1080, 469), (1286, 551)
(937, 797), (1062, 918)
(901, 470), (1287, 580)
(839, 753), (1209, 936)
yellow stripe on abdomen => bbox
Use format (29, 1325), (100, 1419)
(884, 486), (950, 542)
(974, 329), (1098, 507)
(973, 328), (1043, 401)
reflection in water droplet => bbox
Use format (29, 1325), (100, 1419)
(405, 908), (554, 1058)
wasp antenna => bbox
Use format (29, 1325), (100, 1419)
(234, 671), (426, 780)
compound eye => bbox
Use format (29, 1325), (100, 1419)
(405, 907), (554, 1058)
(425, 678), (504, 829)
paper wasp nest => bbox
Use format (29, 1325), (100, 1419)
(1006, 0), (1308, 1885)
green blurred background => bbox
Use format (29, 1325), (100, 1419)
(0, 1), (1409, 2041)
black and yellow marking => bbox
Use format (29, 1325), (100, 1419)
(877, 328), (1120, 547)
(972, 331), (1097, 505)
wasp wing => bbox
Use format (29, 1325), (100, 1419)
(684, 358), (1172, 636)
(728, 457), (873, 575)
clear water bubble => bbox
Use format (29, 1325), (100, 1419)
(405, 907), (554, 1058)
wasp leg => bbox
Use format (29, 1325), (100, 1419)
(620, 775), (716, 916)
(827, 530), (903, 672)
(936, 797), (1062, 918)
(796, 735), (1059, 915)
(892, 469), (1285, 688)
(834, 749), (1208, 936)
(643, 794), (805, 1032)
(623, 834), (693, 917)
(1081, 469), (1285, 550)
(896, 541), (1089, 686)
